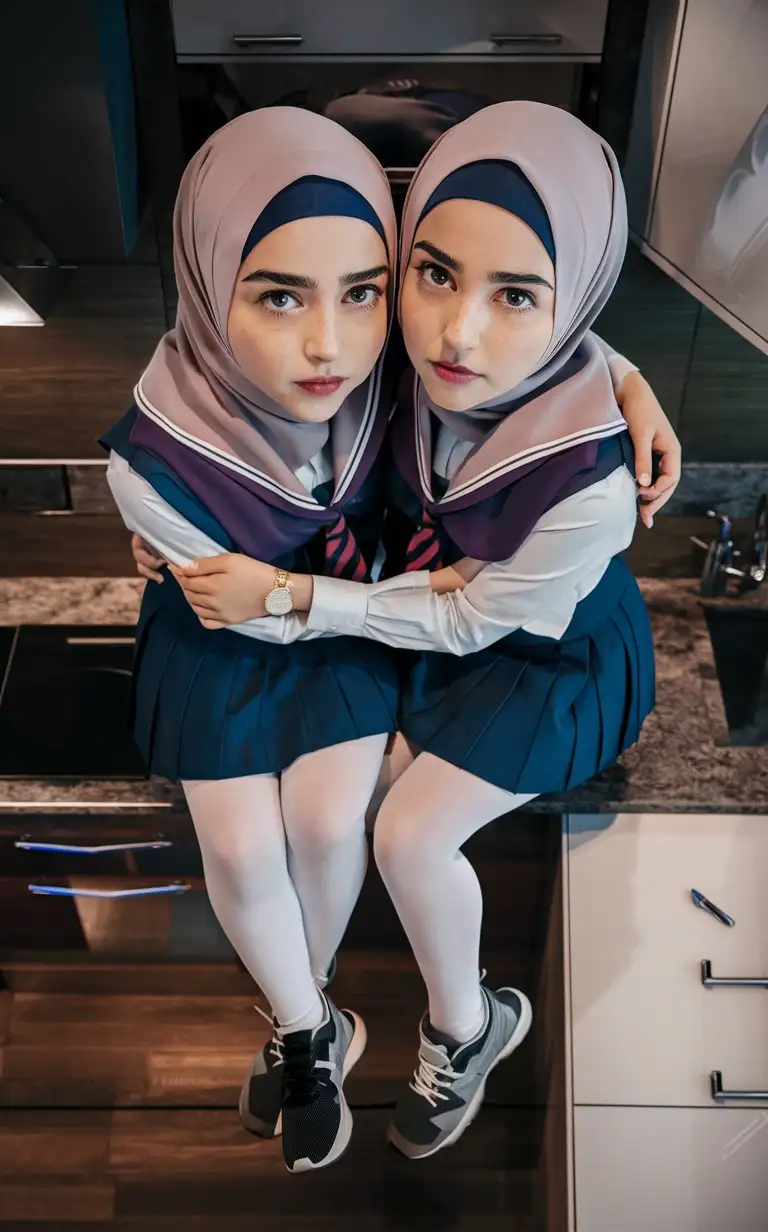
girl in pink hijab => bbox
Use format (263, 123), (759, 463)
(170, 102), (660, 1162)
(102, 107), (402, 1174)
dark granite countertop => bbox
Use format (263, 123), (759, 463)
(0, 577), (766, 816)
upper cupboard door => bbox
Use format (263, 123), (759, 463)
(170, 1), (609, 60)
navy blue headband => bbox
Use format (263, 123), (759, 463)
(419, 159), (556, 265)
(241, 175), (387, 262)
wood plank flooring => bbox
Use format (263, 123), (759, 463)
(0, 1107), (539, 1228)
(0, 808), (563, 1227)
(0, 951), (539, 1112)
(0, 949), (550, 1227)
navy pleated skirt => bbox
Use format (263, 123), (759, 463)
(129, 572), (399, 782)
(399, 557), (655, 795)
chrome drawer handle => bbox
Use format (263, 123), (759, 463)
(490, 33), (563, 46)
(16, 838), (173, 854)
(711, 1071), (768, 1102)
(691, 888), (735, 927)
(232, 34), (303, 47)
(28, 882), (190, 898)
(702, 960), (768, 989)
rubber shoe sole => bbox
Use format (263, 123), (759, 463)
(387, 990), (533, 1161)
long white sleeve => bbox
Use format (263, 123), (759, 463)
(106, 452), (331, 645)
(307, 465), (638, 656)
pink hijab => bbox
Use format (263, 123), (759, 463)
(136, 107), (396, 498)
(398, 100), (628, 497)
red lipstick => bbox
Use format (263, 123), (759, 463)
(295, 376), (345, 397)
(430, 360), (481, 385)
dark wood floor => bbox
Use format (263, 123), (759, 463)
(0, 956), (546, 1228)
(0, 806), (562, 1228)
(0, 1108), (539, 1229)
(0, 951), (544, 1228)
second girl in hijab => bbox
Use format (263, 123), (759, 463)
(172, 101), (657, 1162)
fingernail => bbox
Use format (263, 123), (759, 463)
(638, 473), (651, 487)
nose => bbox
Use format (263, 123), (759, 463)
(305, 303), (341, 366)
(441, 295), (481, 360)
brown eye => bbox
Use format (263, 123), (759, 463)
(415, 260), (453, 289)
(500, 288), (535, 311)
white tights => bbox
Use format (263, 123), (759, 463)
(183, 733), (387, 1032)
(373, 752), (535, 1042)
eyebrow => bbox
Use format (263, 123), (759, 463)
(414, 239), (553, 291)
(414, 240), (461, 272)
(241, 264), (389, 289)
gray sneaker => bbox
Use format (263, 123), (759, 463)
(281, 990), (366, 1173)
(239, 955), (338, 1139)
(388, 985), (533, 1160)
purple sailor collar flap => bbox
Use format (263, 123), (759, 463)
(411, 345), (627, 511)
(134, 351), (389, 516)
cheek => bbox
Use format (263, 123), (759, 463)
(346, 302), (388, 369)
(491, 312), (554, 379)
(227, 305), (291, 385)
(400, 280), (435, 362)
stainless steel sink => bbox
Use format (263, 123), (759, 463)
(705, 606), (768, 746)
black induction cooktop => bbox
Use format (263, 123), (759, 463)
(0, 625), (148, 778)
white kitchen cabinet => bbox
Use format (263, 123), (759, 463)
(567, 813), (768, 1108)
(574, 1105), (768, 1232)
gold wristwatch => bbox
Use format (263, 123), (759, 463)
(264, 567), (294, 616)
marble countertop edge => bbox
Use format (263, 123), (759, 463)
(1, 576), (767, 816)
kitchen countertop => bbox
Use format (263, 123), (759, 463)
(0, 575), (767, 816)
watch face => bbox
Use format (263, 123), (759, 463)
(264, 586), (293, 616)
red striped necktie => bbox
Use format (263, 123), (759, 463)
(324, 511), (368, 581)
(405, 507), (444, 572)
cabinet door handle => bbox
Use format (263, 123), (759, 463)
(490, 33), (563, 46)
(231, 35), (303, 47)
(691, 888), (735, 927)
(28, 882), (190, 898)
(16, 838), (172, 854)
(711, 1071), (768, 1102)
(702, 959), (768, 989)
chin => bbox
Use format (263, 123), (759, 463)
(284, 391), (347, 423)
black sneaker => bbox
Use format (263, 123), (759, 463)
(388, 985), (532, 1160)
(281, 990), (366, 1173)
(239, 956), (338, 1139)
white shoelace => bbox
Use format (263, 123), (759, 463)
(254, 1003), (284, 1064)
(410, 1053), (462, 1107)
(410, 973), (489, 1107)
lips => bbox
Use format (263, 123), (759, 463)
(295, 377), (346, 397)
(430, 361), (481, 385)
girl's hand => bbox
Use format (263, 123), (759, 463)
(429, 559), (485, 594)
(617, 370), (682, 528)
(131, 533), (165, 583)
(169, 554), (275, 627)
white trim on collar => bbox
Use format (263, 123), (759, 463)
(135, 361), (384, 511)
(440, 418), (628, 504)
(413, 376), (627, 506)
